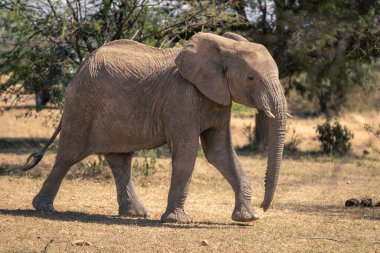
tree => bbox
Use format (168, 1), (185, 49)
(0, 0), (243, 108)
(277, 0), (379, 116)
(228, 0), (380, 148)
(1, 0), (379, 150)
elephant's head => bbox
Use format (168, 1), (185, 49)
(175, 32), (289, 211)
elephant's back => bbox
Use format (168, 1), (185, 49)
(84, 40), (180, 81)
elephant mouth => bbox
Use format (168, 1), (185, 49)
(249, 94), (257, 107)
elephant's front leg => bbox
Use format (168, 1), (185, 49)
(200, 126), (259, 222)
(105, 153), (149, 217)
(161, 138), (198, 224)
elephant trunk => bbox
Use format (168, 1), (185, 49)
(260, 77), (287, 211)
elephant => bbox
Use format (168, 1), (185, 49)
(22, 32), (289, 223)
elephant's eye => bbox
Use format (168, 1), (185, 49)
(247, 76), (254, 81)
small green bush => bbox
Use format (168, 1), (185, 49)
(133, 150), (157, 186)
(316, 120), (354, 155)
(74, 155), (108, 178)
(231, 102), (257, 118)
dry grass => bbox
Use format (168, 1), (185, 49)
(0, 157), (379, 252)
(231, 111), (380, 156)
(0, 99), (380, 252)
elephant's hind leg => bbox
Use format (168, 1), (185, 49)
(105, 153), (149, 218)
(33, 109), (92, 212)
(33, 151), (84, 212)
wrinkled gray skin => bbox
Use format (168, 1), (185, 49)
(29, 32), (287, 223)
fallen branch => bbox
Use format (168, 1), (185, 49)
(42, 239), (54, 253)
(364, 123), (380, 139)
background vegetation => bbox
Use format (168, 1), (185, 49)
(0, 1), (379, 252)
(1, 1), (379, 136)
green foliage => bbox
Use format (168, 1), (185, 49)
(84, 160), (104, 176)
(0, 0), (243, 108)
(231, 102), (256, 117)
(284, 1), (379, 115)
(76, 155), (107, 178)
(243, 0), (380, 115)
(132, 150), (157, 186)
(1, 0), (379, 118)
(316, 120), (354, 155)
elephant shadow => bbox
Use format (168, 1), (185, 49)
(0, 209), (252, 229)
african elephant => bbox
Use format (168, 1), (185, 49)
(22, 32), (289, 223)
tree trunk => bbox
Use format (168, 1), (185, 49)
(254, 109), (269, 150)
(318, 93), (331, 119)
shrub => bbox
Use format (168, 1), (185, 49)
(73, 155), (109, 179)
(316, 120), (354, 155)
(231, 102), (257, 118)
(133, 150), (157, 186)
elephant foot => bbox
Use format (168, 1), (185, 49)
(161, 209), (192, 224)
(32, 195), (55, 212)
(232, 206), (259, 222)
(119, 203), (150, 218)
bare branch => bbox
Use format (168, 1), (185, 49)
(46, 0), (59, 20)
(139, 10), (203, 41)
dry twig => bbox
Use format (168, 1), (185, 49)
(42, 239), (54, 253)
(299, 237), (346, 243)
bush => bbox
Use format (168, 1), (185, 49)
(316, 120), (354, 155)
(72, 155), (110, 179)
(231, 103), (257, 118)
(68, 151), (158, 182)
(132, 150), (157, 186)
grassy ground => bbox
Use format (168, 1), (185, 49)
(0, 100), (380, 252)
(0, 156), (379, 252)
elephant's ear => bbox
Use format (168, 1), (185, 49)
(223, 32), (249, 42)
(175, 33), (231, 106)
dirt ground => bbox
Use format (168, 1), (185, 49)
(0, 156), (379, 252)
(0, 104), (379, 252)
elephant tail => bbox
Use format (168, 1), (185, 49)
(20, 119), (62, 171)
